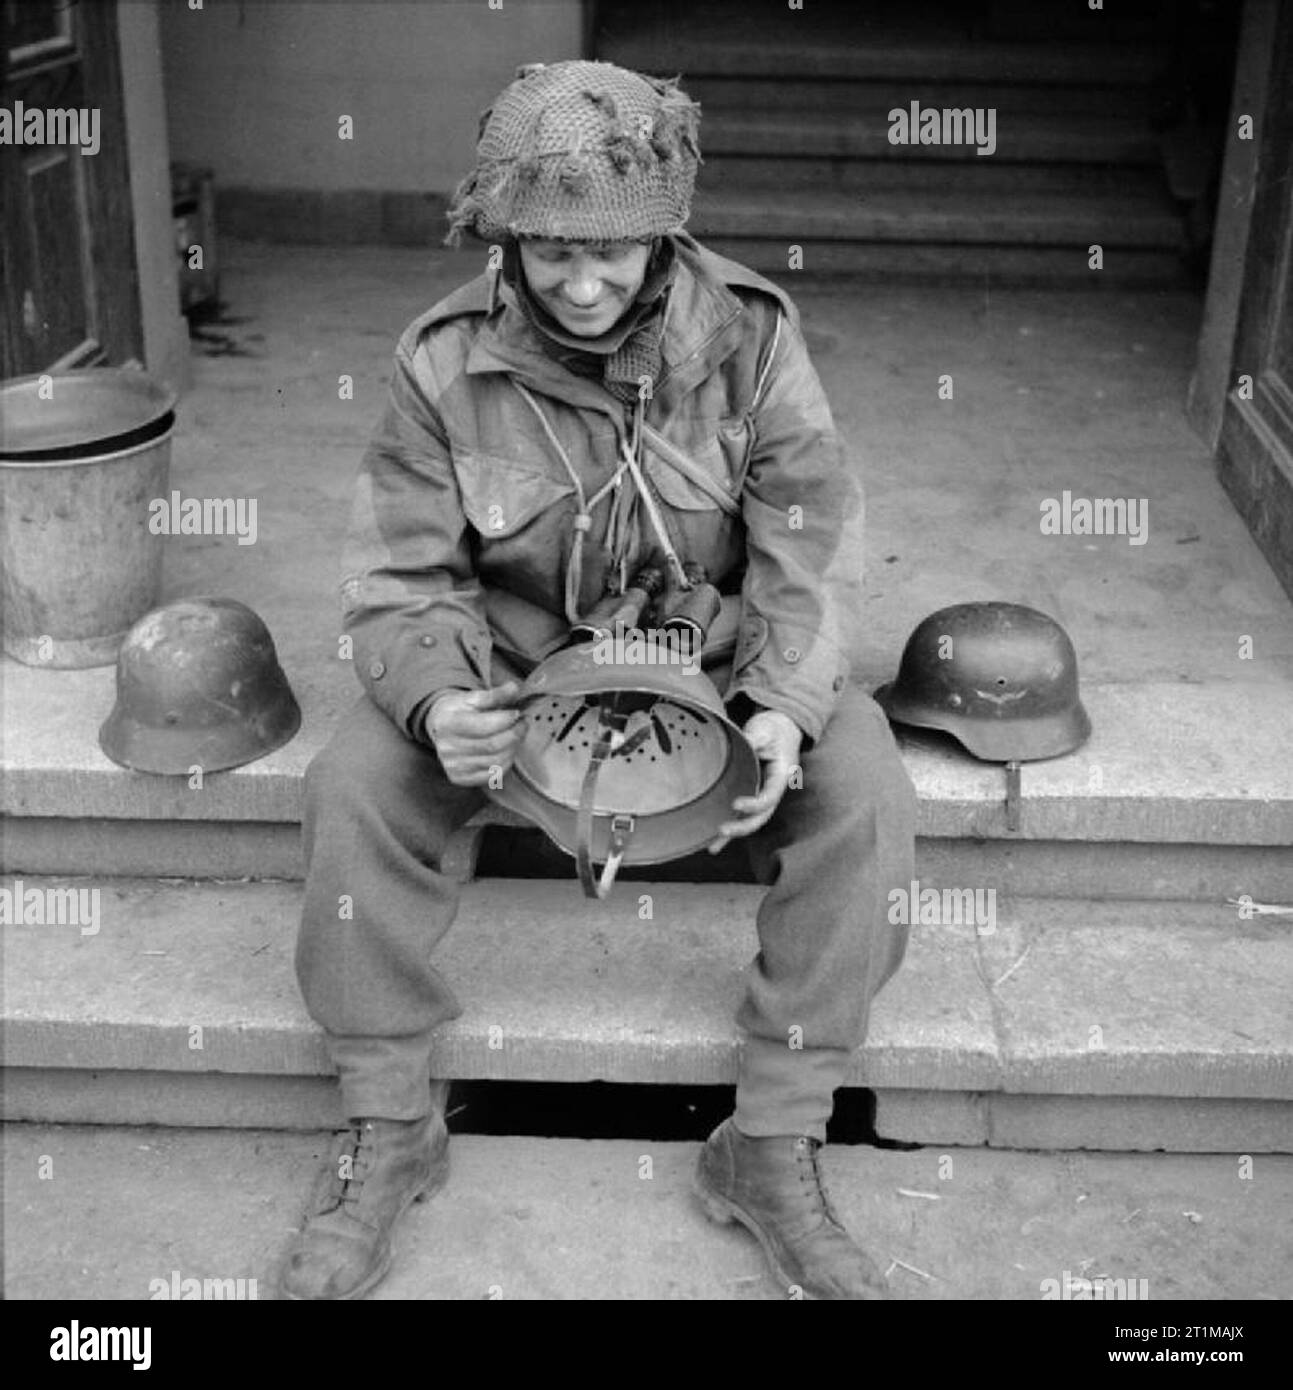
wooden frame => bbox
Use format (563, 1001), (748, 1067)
(1213, 0), (1293, 599)
(1, 0), (142, 377)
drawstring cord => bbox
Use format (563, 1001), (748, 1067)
(513, 381), (627, 626)
(512, 382), (690, 624)
(620, 394), (691, 594)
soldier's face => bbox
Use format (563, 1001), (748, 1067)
(518, 239), (652, 337)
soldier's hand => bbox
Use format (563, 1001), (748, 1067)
(707, 708), (802, 853)
(425, 681), (526, 787)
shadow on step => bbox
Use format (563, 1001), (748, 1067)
(477, 827), (755, 884)
(444, 1080), (920, 1149)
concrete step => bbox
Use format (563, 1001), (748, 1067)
(8, 1124), (1289, 1300)
(699, 157), (1168, 197)
(693, 239), (1189, 286)
(601, 24), (1165, 87)
(685, 77), (1159, 118)
(4, 664), (1292, 897)
(3, 878), (1291, 1149)
(688, 186), (1184, 249)
(984, 0), (1171, 44)
(700, 108), (1162, 166)
(7, 815), (1292, 904)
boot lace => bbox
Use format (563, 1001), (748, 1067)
(320, 1121), (378, 1213)
(795, 1136), (845, 1228)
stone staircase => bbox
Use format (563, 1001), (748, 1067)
(4, 655), (1292, 1151)
(593, 0), (1227, 282)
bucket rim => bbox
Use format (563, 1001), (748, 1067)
(0, 412), (175, 467)
(0, 367), (178, 458)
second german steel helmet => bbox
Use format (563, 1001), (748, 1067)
(874, 601), (1091, 762)
(99, 597), (301, 774)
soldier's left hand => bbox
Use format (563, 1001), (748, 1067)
(707, 708), (802, 853)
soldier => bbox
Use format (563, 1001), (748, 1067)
(281, 59), (917, 1301)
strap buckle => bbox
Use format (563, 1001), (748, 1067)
(596, 813), (635, 898)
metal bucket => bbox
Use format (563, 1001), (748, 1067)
(0, 369), (177, 668)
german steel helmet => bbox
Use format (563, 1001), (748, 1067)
(874, 601), (1091, 762)
(99, 597), (301, 774)
(489, 639), (759, 898)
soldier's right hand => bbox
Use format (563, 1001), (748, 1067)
(424, 682), (526, 786)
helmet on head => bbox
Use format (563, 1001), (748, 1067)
(99, 597), (301, 774)
(874, 601), (1091, 762)
(446, 59), (701, 245)
(489, 637), (758, 898)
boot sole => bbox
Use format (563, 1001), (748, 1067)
(280, 1151), (450, 1302)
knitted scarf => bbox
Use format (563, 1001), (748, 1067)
(503, 236), (678, 404)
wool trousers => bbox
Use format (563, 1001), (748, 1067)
(295, 685), (916, 1141)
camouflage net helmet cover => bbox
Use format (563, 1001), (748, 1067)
(446, 59), (701, 244)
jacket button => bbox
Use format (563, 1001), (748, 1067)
(369, 660), (386, 679)
(833, 675), (845, 691)
(783, 647), (801, 664)
(420, 634), (437, 648)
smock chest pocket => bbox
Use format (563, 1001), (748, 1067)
(642, 418), (752, 513)
(454, 449), (577, 539)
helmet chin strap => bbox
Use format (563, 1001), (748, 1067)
(1005, 760), (1023, 833)
(574, 693), (656, 898)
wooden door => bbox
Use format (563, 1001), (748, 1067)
(1, 0), (142, 378)
(1215, 0), (1293, 600)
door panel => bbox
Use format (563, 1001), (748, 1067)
(23, 146), (93, 362)
(1215, 0), (1293, 599)
(1, 0), (141, 378)
(7, 0), (70, 58)
(1273, 285), (1293, 391)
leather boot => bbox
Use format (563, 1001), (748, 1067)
(280, 1103), (450, 1300)
(694, 1117), (887, 1300)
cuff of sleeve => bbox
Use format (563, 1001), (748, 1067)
(409, 687), (472, 747)
(722, 681), (823, 750)
(353, 625), (491, 741)
(725, 689), (817, 752)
